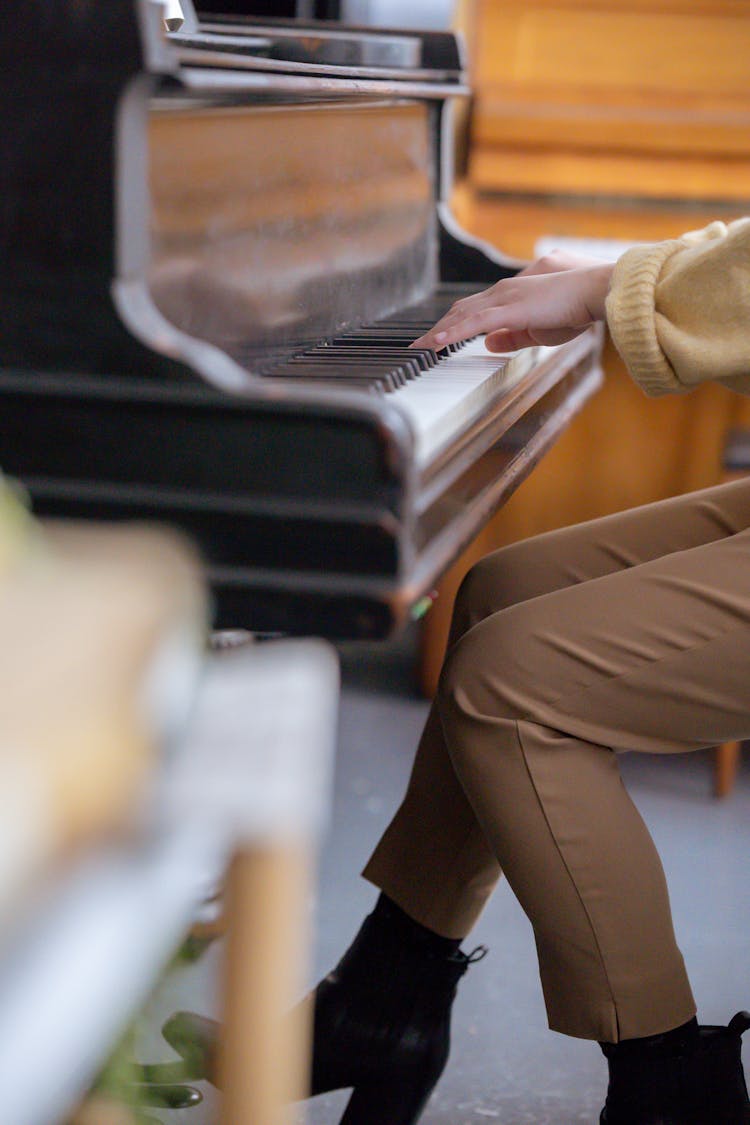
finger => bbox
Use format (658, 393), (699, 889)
(410, 283), (517, 349)
(410, 319), (465, 349)
(411, 304), (505, 349)
(488, 325), (585, 349)
(410, 303), (486, 349)
(485, 327), (537, 352)
(414, 305), (523, 350)
(411, 321), (474, 350)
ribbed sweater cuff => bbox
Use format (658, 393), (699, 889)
(605, 240), (685, 396)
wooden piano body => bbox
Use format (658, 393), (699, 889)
(0, 1), (603, 638)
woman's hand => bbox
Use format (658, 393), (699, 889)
(516, 248), (610, 278)
(411, 255), (615, 353)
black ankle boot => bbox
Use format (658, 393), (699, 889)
(311, 907), (487, 1125)
(150, 904), (486, 1124)
(600, 1011), (750, 1124)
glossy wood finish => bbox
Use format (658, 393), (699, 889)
(148, 97), (436, 361)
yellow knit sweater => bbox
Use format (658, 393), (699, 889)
(605, 218), (750, 397)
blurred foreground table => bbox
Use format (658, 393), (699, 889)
(0, 636), (339, 1125)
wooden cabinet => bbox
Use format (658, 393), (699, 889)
(419, 0), (750, 695)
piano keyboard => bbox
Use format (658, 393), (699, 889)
(390, 337), (544, 465)
(265, 288), (548, 466)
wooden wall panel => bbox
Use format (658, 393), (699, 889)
(473, 3), (750, 96)
(467, 0), (750, 199)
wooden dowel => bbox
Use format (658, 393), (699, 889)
(218, 844), (313, 1125)
(714, 741), (741, 799)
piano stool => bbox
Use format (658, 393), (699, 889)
(713, 428), (750, 798)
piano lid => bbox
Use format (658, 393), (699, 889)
(160, 0), (467, 89)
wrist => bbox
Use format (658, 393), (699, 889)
(584, 263), (615, 321)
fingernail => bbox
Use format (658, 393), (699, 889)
(435, 331), (447, 341)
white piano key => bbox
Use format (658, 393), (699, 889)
(388, 337), (551, 465)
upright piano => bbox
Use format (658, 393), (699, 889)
(0, 0), (603, 638)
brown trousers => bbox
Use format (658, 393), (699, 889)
(363, 477), (750, 1043)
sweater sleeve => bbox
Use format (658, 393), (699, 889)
(605, 218), (750, 396)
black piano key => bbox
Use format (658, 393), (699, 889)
(372, 325), (463, 353)
(338, 331), (441, 362)
(269, 366), (387, 391)
(270, 362), (395, 392)
(327, 342), (437, 371)
(381, 314), (479, 342)
(283, 357), (418, 390)
(281, 355), (411, 391)
(256, 283), (487, 400)
(300, 348), (423, 380)
(312, 346), (430, 375)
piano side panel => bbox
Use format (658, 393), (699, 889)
(0, 2), (183, 378)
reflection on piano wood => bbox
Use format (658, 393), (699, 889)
(0, 1), (603, 639)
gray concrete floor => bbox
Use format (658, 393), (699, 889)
(145, 627), (750, 1125)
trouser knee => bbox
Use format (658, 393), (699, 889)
(449, 545), (530, 643)
(439, 610), (523, 737)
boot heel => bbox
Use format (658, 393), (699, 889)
(339, 1072), (437, 1125)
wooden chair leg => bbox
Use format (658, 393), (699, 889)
(218, 845), (312, 1125)
(714, 741), (741, 798)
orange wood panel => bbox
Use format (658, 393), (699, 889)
(450, 184), (748, 252)
(473, 4), (750, 97)
(470, 149), (750, 201)
(474, 92), (750, 157)
(466, 0), (750, 200)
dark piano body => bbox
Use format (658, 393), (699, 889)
(0, 1), (603, 638)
